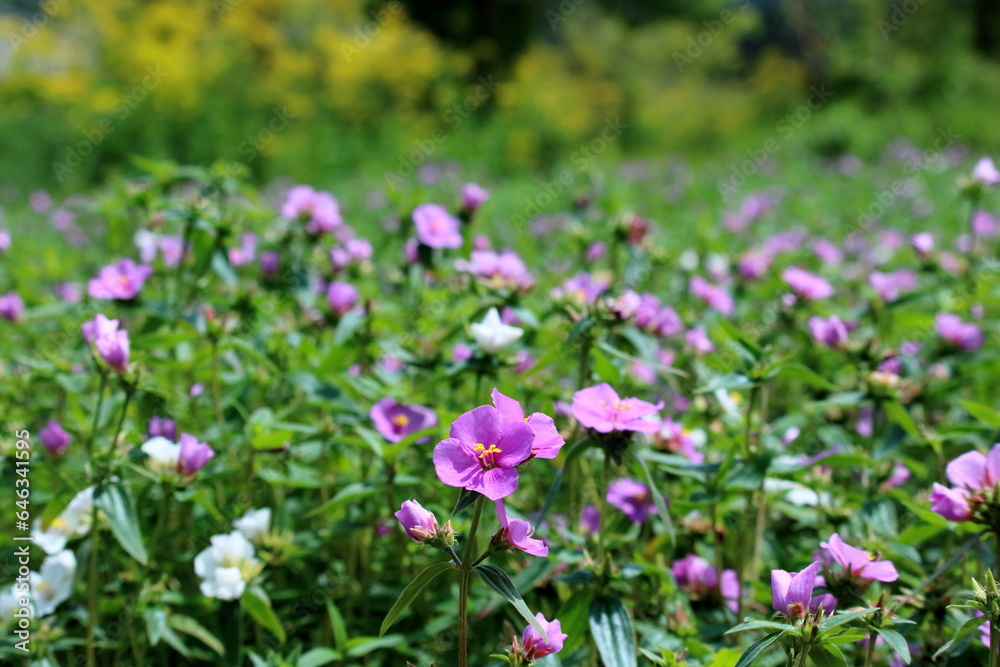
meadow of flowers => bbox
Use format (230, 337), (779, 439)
(2, 147), (1000, 666)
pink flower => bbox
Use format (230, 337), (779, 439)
(177, 434), (214, 475)
(228, 233), (257, 266)
(812, 239), (843, 265)
(936, 313), (983, 351)
(686, 326), (714, 354)
(494, 500), (547, 557)
(0, 229), (10, 254)
(607, 478), (657, 523)
(572, 383), (664, 434)
(929, 444), (1000, 521)
(452, 343), (473, 363)
(819, 533), (898, 582)
(771, 561), (822, 618)
(586, 241), (607, 262)
(738, 249), (774, 280)
(972, 157), (1000, 186)
(432, 405), (534, 500)
(783, 266), (834, 301)
(808, 315), (849, 349)
(881, 461), (910, 490)
(455, 250), (533, 290)
(522, 613), (567, 659)
(281, 185), (342, 235)
(929, 483), (972, 521)
(148, 416), (177, 442)
(911, 233), (934, 258)
(87, 259), (153, 300)
(0, 291), (24, 322)
(39, 420), (71, 455)
(972, 210), (999, 236)
(413, 204), (462, 249)
(327, 281), (359, 316)
(82, 314), (130, 373)
(491, 389), (564, 459)
(461, 183), (489, 211)
(159, 235), (185, 267)
(260, 251), (280, 277)
(657, 419), (703, 463)
(551, 273), (609, 305)
(690, 276), (734, 315)
(394, 499), (441, 543)
(869, 270), (917, 302)
(370, 398), (437, 443)
(55, 282), (82, 303)
(330, 238), (373, 269)
(29, 190), (52, 213)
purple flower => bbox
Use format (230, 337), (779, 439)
(87, 259), (153, 300)
(432, 405), (534, 500)
(148, 416), (177, 442)
(522, 613), (567, 659)
(671, 555), (740, 612)
(936, 313), (983, 351)
(783, 266), (834, 301)
(819, 533), (898, 582)
(771, 561), (822, 618)
(227, 233), (257, 266)
(0, 291), (24, 322)
(572, 383), (664, 434)
(881, 461), (910, 490)
(656, 419), (703, 463)
(690, 276), (734, 315)
(455, 250), (533, 290)
(929, 483), (972, 521)
(911, 233), (934, 258)
(327, 281), (359, 316)
(606, 478), (657, 523)
(281, 185), (342, 235)
(972, 157), (1000, 186)
(461, 183), (489, 211)
(82, 314), (130, 373)
(177, 433), (214, 475)
(738, 249), (774, 280)
(869, 270), (916, 302)
(580, 505), (600, 534)
(394, 499), (440, 543)
(494, 500), (547, 557)
(808, 315), (849, 349)
(55, 282), (82, 303)
(39, 420), (71, 455)
(452, 343), (473, 363)
(159, 235), (185, 267)
(0, 229), (10, 254)
(929, 444), (1000, 521)
(370, 398), (437, 443)
(686, 326), (715, 354)
(972, 210), (999, 236)
(260, 251), (280, 277)
(330, 238), (373, 269)
(586, 241), (607, 262)
(812, 238), (843, 265)
(551, 273), (609, 305)
(491, 389), (565, 459)
(412, 204), (462, 249)
(29, 190), (51, 213)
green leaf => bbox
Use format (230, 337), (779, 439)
(697, 373), (753, 394)
(298, 648), (343, 667)
(241, 586), (286, 643)
(961, 400), (1000, 428)
(94, 482), (148, 565)
(933, 613), (987, 659)
(168, 613), (225, 656)
(733, 631), (783, 667)
(877, 628), (911, 664)
(726, 619), (798, 635)
(327, 601), (348, 649)
(809, 643), (847, 667)
(634, 454), (674, 544)
(588, 595), (636, 667)
(475, 563), (547, 640)
(883, 402), (920, 440)
(453, 488), (483, 516)
(818, 608), (877, 635)
(380, 562), (454, 636)
(776, 363), (837, 391)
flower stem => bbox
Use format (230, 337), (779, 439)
(458, 496), (485, 667)
(794, 644), (812, 667)
(86, 373), (108, 463)
(991, 618), (999, 667)
(86, 503), (100, 667)
(211, 339), (230, 448)
(863, 629), (877, 667)
(596, 452), (611, 575)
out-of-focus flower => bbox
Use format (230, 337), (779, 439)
(881, 462), (910, 490)
(0, 229), (10, 253)
(607, 478), (657, 523)
(194, 531), (262, 600)
(586, 241), (607, 262)
(234, 508), (271, 543)
(655, 419), (704, 463)
(87, 259), (153, 300)
(148, 416), (177, 442)
(551, 272), (609, 306)
(228, 233), (257, 266)
(32, 486), (94, 554)
(281, 185), (342, 235)
(461, 183), (489, 211)
(327, 281), (359, 316)
(972, 210), (999, 236)
(771, 561), (822, 619)
(432, 405), (534, 500)
(738, 249), (774, 280)
(141, 434), (214, 477)
(672, 554), (739, 611)
(690, 276), (734, 315)
(330, 238), (373, 270)
(39, 420), (71, 455)
(55, 282), (82, 302)
(413, 204), (462, 248)
(0, 291), (24, 322)
(929, 483), (973, 522)
(455, 250), (533, 290)
(260, 251), (280, 277)
(812, 238), (843, 265)
(572, 383), (663, 434)
(929, 444), (1000, 522)
(30, 190), (52, 213)
(819, 533), (898, 582)
(808, 315), (850, 349)
(491, 388), (564, 459)
(783, 266), (834, 300)
(178, 434), (215, 475)
(869, 270), (917, 302)
(370, 397), (437, 443)
(686, 326), (715, 354)
(29, 549), (76, 617)
(81, 314), (130, 373)
(972, 157), (1000, 186)
(936, 313), (983, 351)
(452, 343), (473, 363)
(494, 500), (547, 557)
(471, 307), (523, 354)
(911, 233), (934, 258)
(580, 505), (600, 534)
(159, 236), (184, 267)
(521, 613), (567, 659)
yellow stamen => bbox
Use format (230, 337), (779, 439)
(391, 414), (409, 427)
(473, 443), (502, 458)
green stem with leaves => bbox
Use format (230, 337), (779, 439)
(86, 502), (100, 667)
(863, 629), (877, 667)
(86, 373), (108, 462)
(211, 339), (230, 448)
(458, 496), (485, 667)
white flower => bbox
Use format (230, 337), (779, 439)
(30, 549), (77, 617)
(470, 307), (522, 354)
(141, 436), (180, 475)
(763, 479), (830, 507)
(233, 508), (271, 543)
(33, 486), (95, 554)
(194, 531), (262, 601)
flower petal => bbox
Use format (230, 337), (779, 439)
(475, 467), (519, 500)
(450, 405), (502, 448)
(433, 438), (480, 489)
(946, 450), (989, 490)
(495, 420), (535, 467)
(491, 388), (525, 424)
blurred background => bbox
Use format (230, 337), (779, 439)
(0, 0), (999, 191)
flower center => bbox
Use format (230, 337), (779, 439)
(391, 414), (409, 432)
(473, 443), (503, 467)
(116, 275), (130, 287)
